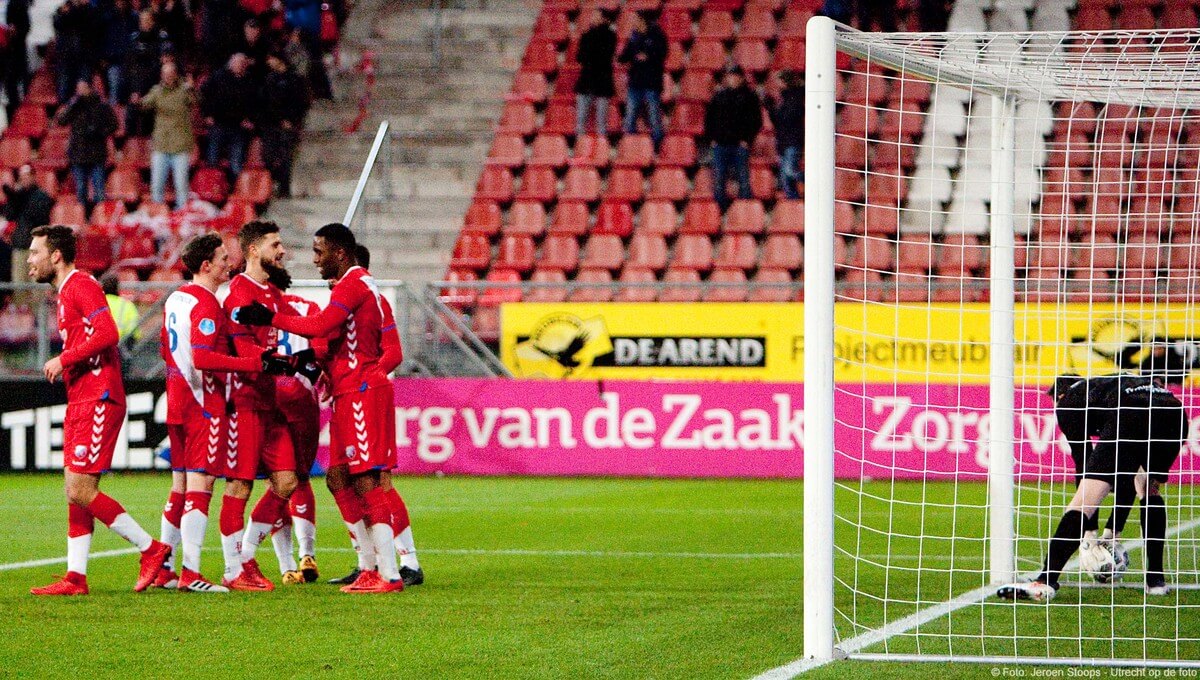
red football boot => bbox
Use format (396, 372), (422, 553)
(339, 569), (383, 593)
(358, 578), (405, 594)
(31, 572), (89, 596)
(222, 559), (275, 592)
(135, 540), (172, 592)
(153, 569), (180, 589)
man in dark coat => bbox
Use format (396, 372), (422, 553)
(56, 80), (120, 207)
(617, 10), (667, 146)
(3, 164), (53, 285)
(124, 9), (167, 136)
(574, 9), (616, 139)
(4, 0), (31, 121)
(202, 53), (258, 177)
(99, 0), (138, 105)
(259, 54), (309, 198)
(704, 68), (763, 210)
(52, 0), (99, 103)
(766, 70), (804, 200)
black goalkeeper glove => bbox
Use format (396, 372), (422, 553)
(292, 348), (322, 382)
(261, 349), (295, 375)
(234, 302), (274, 326)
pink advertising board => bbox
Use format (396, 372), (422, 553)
(313, 379), (1200, 481)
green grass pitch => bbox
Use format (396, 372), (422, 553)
(2, 474), (1199, 679)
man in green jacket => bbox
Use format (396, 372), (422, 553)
(134, 61), (195, 209)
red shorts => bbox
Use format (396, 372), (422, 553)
(225, 408), (296, 480)
(63, 399), (125, 475)
(168, 411), (225, 475)
(285, 406), (320, 475)
(329, 386), (395, 475)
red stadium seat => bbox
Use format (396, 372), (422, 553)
(449, 234), (492, 271)
(595, 201), (634, 237)
(772, 38), (806, 72)
(510, 71), (549, 103)
(526, 269), (569, 303)
(862, 204), (900, 235)
(627, 232), (669, 271)
(0, 138), (32, 169)
(678, 70), (715, 102)
(189, 167), (229, 204)
(497, 101), (537, 137)
(476, 167), (515, 203)
(232, 169), (272, 205)
(659, 9), (693, 41)
(603, 168), (644, 202)
(117, 137), (152, 169)
(713, 233), (758, 271)
(892, 269), (930, 303)
(733, 40), (770, 74)
(739, 8), (777, 39)
(838, 269), (885, 302)
(528, 134), (569, 168)
(725, 199), (765, 234)
(570, 135), (611, 168)
(479, 269), (523, 306)
(487, 134), (527, 168)
(568, 267), (615, 302)
(533, 10), (570, 43)
(703, 268), (749, 302)
(687, 40), (727, 72)
(697, 10), (734, 40)
(515, 167), (558, 203)
(616, 267), (659, 302)
(521, 40), (559, 73)
(441, 269), (479, 308)
(637, 200), (678, 235)
(613, 134), (654, 169)
(749, 268), (794, 302)
(658, 135), (696, 167)
(579, 234), (625, 271)
(560, 167), (601, 202)
(7, 104), (47, 138)
(504, 200), (547, 236)
(779, 7), (815, 38)
(541, 101), (576, 136)
(549, 201), (590, 235)
(681, 200), (721, 235)
(770, 199), (804, 234)
(671, 234), (714, 271)
(896, 234), (933, 271)
(50, 199), (87, 228)
(937, 234), (985, 275)
(90, 200), (126, 226)
(539, 235), (580, 272)
(33, 131), (69, 172)
(495, 234), (536, 272)
(761, 234), (802, 271)
(74, 231), (113, 273)
(464, 200), (502, 235)
(849, 235), (895, 271)
(668, 102), (705, 136)
(646, 167), (689, 202)
(659, 268), (703, 302)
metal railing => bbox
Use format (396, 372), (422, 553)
(0, 280), (508, 380)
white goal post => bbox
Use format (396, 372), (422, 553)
(803, 16), (1200, 668)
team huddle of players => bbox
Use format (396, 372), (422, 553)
(28, 220), (421, 595)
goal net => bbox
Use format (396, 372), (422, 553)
(803, 17), (1200, 667)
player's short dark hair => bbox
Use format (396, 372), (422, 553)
(180, 233), (225, 275)
(238, 220), (281, 254)
(1048, 374), (1084, 401)
(315, 222), (357, 258)
(30, 225), (76, 264)
(354, 244), (371, 269)
(99, 273), (120, 296)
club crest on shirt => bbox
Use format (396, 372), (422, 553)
(73, 444), (87, 460)
(199, 318), (216, 335)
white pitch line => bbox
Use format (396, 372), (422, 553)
(753, 514), (1200, 679)
(0, 548), (138, 572)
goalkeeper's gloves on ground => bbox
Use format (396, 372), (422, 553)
(234, 302), (274, 326)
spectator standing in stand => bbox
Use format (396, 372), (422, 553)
(56, 80), (119, 209)
(52, 0), (99, 103)
(4, 0), (31, 121)
(574, 9), (617, 140)
(4, 164), (53, 285)
(766, 70), (804, 200)
(704, 68), (763, 211)
(134, 62), (195, 209)
(157, 0), (193, 64)
(233, 18), (271, 81)
(202, 53), (258, 178)
(99, 0), (138, 105)
(124, 10), (168, 137)
(617, 10), (667, 147)
(284, 0), (331, 100)
(259, 54), (309, 198)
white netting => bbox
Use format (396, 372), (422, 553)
(813, 22), (1200, 665)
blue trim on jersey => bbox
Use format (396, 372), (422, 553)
(193, 343), (213, 350)
(229, 332), (253, 337)
(381, 324), (396, 332)
(85, 307), (107, 320)
(331, 301), (351, 312)
(359, 382), (368, 392)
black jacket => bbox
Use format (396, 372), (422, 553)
(617, 25), (667, 92)
(126, 28), (165, 97)
(3, 184), (53, 250)
(56, 93), (118, 165)
(259, 69), (309, 127)
(201, 67), (258, 127)
(768, 85), (804, 150)
(704, 84), (763, 146)
(574, 24), (616, 97)
(53, 1), (98, 62)
(1053, 374), (1184, 471)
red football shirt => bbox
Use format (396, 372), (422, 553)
(223, 273), (283, 411)
(162, 283), (259, 424)
(275, 294), (322, 414)
(271, 266), (391, 397)
(56, 269), (125, 406)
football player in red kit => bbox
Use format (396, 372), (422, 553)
(28, 225), (171, 595)
(219, 220), (300, 591)
(264, 263), (324, 584)
(236, 224), (403, 593)
(156, 233), (293, 592)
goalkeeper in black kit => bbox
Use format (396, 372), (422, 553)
(998, 374), (1188, 601)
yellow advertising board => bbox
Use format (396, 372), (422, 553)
(500, 302), (1200, 384)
